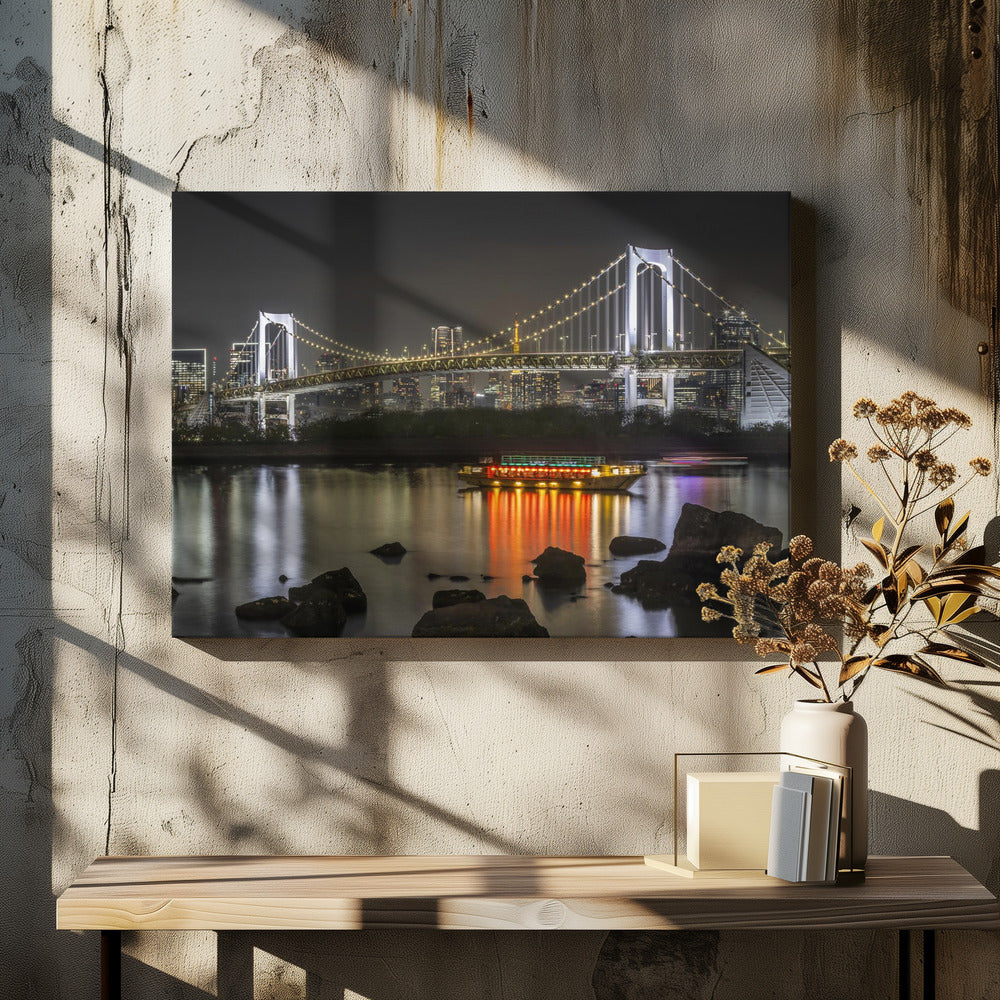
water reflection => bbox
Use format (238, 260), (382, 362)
(172, 462), (789, 638)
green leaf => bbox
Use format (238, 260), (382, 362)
(872, 517), (885, 543)
(935, 497), (955, 537)
(872, 655), (947, 685)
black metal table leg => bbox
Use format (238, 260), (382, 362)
(923, 930), (936, 1000)
(899, 929), (911, 1000)
(101, 930), (121, 1000)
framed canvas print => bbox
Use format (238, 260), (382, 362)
(172, 192), (790, 638)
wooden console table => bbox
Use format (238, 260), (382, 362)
(57, 855), (999, 1000)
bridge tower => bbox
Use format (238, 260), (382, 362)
(625, 246), (675, 412)
(256, 311), (298, 432)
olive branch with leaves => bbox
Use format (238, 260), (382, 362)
(698, 393), (998, 702)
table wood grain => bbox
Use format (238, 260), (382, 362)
(56, 855), (1000, 932)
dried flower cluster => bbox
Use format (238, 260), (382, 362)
(700, 393), (998, 702)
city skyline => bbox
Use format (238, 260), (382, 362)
(172, 192), (790, 368)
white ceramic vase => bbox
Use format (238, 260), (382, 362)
(780, 699), (868, 871)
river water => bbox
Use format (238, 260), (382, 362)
(172, 461), (789, 637)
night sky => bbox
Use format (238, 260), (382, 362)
(172, 192), (789, 366)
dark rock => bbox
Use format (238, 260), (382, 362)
(609, 535), (667, 557)
(412, 595), (549, 637)
(531, 546), (586, 586)
(604, 581), (615, 588)
(669, 502), (782, 556)
(172, 576), (212, 583)
(432, 588), (487, 609)
(308, 567), (367, 613)
(612, 503), (782, 609)
(370, 541), (407, 558)
(171, 587), (179, 601)
(281, 596), (347, 637)
(288, 583), (338, 604)
(235, 596), (296, 620)
(278, 574), (288, 582)
(481, 574), (494, 581)
(522, 574), (534, 583)
(427, 572), (443, 580)
(449, 574), (470, 582)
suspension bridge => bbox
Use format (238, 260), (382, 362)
(208, 245), (791, 429)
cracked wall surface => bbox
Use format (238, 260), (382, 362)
(2, 0), (999, 997)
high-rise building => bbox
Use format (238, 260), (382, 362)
(359, 381), (382, 411)
(433, 325), (463, 355)
(511, 371), (559, 410)
(430, 325), (471, 407)
(701, 309), (760, 422)
(484, 374), (511, 410)
(172, 348), (207, 405)
(227, 342), (255, 388)
(713, 308), (759, 348)
(391, 376), (421, 410)
(579, 378), (624, 412)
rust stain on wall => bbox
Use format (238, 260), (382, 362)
(835, 0), (997, 328)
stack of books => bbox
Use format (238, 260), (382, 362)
(766, 766), (843, 883)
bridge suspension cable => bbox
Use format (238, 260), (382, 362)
(230, 241), (783, 390)
(216, 319), (259, 387)
(670, 253), (786, 348)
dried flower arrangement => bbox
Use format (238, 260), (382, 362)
(697, 392), (997, 702)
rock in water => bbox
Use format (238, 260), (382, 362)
(668, 503), (783, 557)
(235, 596), (296, 620)
(612, 503), (782, 609)
(370, 541), (407, 558)
(412, 595), (549, 637)
(609, 535), (667, 556)
(281, 595), (348, 637)
(432, 589), (487, 608)
(305, 568), (367, 614)
(531, 546), (586, 586)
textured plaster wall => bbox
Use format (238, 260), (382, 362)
(1, 1), (999, 997)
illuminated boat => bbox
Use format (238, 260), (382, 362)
(457, 454), (646, 491)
